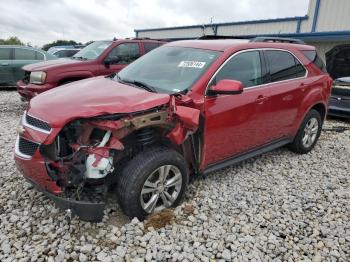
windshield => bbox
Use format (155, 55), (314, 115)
(115, 46), (220, 94)
(72, 41), (112, 60)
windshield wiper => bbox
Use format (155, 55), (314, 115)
(117, 76), (157, 93)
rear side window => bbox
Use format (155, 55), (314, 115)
(302, 50), (327, 72)
(36, 52), (44, 60)
(214, 51), (263, 88)
(265, 50), (306, 82)
(15, 48), (36, 60)
(144, 43), (161, 53)
(0, 48), (11, 60)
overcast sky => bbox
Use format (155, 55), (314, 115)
(0, 0), (310, 47)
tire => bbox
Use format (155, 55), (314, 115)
(117, 147), (189, 220)
(289, 109), (322, 154)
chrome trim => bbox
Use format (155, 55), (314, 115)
(22, 113), (52, 134)
(14, 135), (39, 160)
(205, 48), (308, 95)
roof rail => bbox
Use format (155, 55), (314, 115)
(250, 37), (305, 44)
(125, 37), (165, 41)
(197, 35), (248, 40)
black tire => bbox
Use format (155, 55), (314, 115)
(117, 147), (189, 220)
(289, 109), (322, 154)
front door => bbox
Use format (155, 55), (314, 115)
(202, 50), (272, 166)
(100, 42), (141, 75)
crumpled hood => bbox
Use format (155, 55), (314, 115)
(28, 76), (170, 127)
(23, 58), (86, 71)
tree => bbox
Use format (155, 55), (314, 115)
(0, 36), (24, 45)
(42, 40), (82, 51)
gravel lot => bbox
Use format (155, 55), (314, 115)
(0, 90), (349, 261)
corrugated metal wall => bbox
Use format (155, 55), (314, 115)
(316, 0), (350, 32)
(136, 0), (350, 38)
(217, 21), (297, 36)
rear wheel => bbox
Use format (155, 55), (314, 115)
(117, 147), (189, 220)
(289, 109), (322, 154)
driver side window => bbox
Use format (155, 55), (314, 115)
(107, 43), (140, 64)
(213, 51), (263, 88)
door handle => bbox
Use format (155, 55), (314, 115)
(300, 83), (306, 92)
(1, 63), (9, 66)
(255, 95), (268, 104)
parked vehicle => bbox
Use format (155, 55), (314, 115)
(16, 39), (164, 100)
(325, 45), (350, 118)
(47, 45), (85, 54)
(0, 45), (56, 88)
(51, 48), (81, 58)
(328, 77), (350, 118)
(14, 38), (332, 221)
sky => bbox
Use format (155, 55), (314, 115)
(0, 0), (310, 47)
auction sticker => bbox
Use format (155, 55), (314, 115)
(178, 61), (206, 68)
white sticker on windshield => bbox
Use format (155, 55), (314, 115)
(178, 61), (206, 68)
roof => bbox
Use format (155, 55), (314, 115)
(0, 45), (44, 51)
(165, 39), (315, 52)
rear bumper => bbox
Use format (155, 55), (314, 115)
(14, 135), (106, 222)
(328, 95), (350, 118)
(16, 80), (55, 100)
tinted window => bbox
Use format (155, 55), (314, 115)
(144, 43), (161, 53)
(36, 52), (44, 60)
(0, 48), (11, 60)
(107, 43), (140, 64)
(265, 50), (306, 82)
(117, 46), (219, 93)
(214, 51), (263, 88)
(15, 48), (36, 60)
(302, 50), (327, 72)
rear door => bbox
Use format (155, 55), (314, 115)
(0, 47), (13, 86)
(99, 42), (141, 75)
(262, 49), (307, 138)
(13, 48), (40, 82)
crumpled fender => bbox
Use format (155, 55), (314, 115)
(166, 96), (200, 145)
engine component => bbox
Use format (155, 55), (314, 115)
(85, 131), (114, 179)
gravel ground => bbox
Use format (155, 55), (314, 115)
(0, 90), (349, 261)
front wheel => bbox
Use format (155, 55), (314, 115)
(289, 109), (322, 154)
(117, 147), (189, 220)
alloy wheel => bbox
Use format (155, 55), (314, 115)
(140, 165), (183, 213)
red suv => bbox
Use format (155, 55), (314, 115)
(14, 38), (332, 221)
(16, 39), (164, 100)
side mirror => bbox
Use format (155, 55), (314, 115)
(207, 79), (244, 96)
(104, 56), (120, 66)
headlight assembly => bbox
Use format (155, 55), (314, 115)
(30, 71), (47, 84)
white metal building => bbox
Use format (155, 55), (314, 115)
(135, 0), (350, 77)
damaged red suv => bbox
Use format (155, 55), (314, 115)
(15, 37), (332, 221)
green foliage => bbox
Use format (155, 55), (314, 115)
(0, 36), (24, 45)
(42, 40), (82, 51)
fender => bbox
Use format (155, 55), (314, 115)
(292, 77), (328, 135)
(55, 70), (95, 84)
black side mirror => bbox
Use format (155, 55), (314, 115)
(104, 56), (120, 67)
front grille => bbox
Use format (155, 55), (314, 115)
(23, 71), (30, 84)
(26, 114), (51, 132)
(18, 137), (39, 156)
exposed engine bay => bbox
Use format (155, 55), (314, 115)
(37, 96), (201, 212)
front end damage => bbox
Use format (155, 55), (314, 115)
(17, 96), (201, 221)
